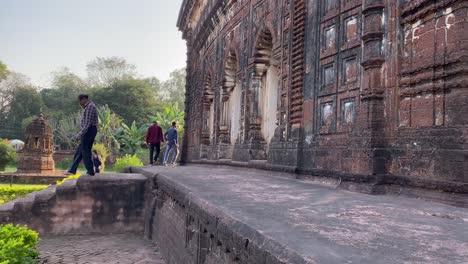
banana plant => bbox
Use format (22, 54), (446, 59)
(95, 105), (122, 152)
(151, 102), (185, 133)
(116, 121), (149, 154)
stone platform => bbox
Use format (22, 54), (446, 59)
(38, 233), (165, 264)
(133, 165), (468, 264)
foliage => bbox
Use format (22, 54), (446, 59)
(0, 185), (46, 204)
(55, 158), (72, 170)
(0, 63), (186, 153)
(56, 174), (80, 186)
(0, 73), (34, 139)
(5, 87), (43, 139)
(41, 67), (86, 121)
(87, 57), (137, 87)
(135, 147), (150, 165)
(0, 61), (9, 81)
(116, 121), (148, 155)
(113, 155), (143, 173)
(92, 78), (157, 125)
(0, 140), (17, 171)
(95, 105), (123, 151)
(158, 68), (186, 107)
(21, 116), (37, 132)
(0, 224), (39, 264)
(49, 111), (82, 149)
(92, 143), (109, 171)
(153, 102), (185, 134)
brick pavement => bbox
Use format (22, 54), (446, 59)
(38, 233), (166, 264)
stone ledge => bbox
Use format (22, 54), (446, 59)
(132, 166), (316, 264)
(189, 160), (468, 207)
(0, 173), (147, 234)
(133, 165), (468, 264)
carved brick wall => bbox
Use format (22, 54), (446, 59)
(178, 0), (468, 196)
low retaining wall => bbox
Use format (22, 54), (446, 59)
(0, 174), (66, 185)
(132, 167), (307, 264)
(0, 173), (146, 234)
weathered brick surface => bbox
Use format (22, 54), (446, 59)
(176, 0), (468, 204)
(38, 234), (165, 264)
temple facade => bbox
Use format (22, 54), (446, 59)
(177, 0), (468, 198)
(17, 114), (56, 175)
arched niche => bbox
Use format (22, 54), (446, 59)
(202, 71), (215, 145)
(221, 50), (242, 145)
(253, 29), (279, 144)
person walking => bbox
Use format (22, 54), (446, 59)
(163, 121), (179, 166)
(64, 94), (98, 176)
(146, 120), (164, 166)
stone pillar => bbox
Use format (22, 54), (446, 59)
(200, 97), (212, 146)
(359, 0), (388, 174)
(247, 71), (265, 143)
(219, 91), (231, 144)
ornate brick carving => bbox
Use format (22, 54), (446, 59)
(17, 114), (56, 175)
(178, 0), (468, 196)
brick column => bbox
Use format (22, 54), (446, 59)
(247, 71), (265, 143)
(358, 0), (388, 174)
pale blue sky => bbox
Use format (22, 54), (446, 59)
(0, 0), (186, 86)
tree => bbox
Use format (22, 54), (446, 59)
(0, 61), (9, 81)
(86, 57), (137, 87)
(49, 111), (82, 149)
(0, 72), (30, 122)
(41, 68), (87, 121)
(0, 74), (40, 139)
(159, 68), (186, 107)
(0, 140), (16, 171)
(92, 78), (157, 125)
(4, 86), (43, 139)
(144, 76), (162, 97)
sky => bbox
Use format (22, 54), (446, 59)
(0, 0), (186, 87)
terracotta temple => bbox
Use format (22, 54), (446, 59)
(17, 114), (56, 175)
(177, 0), (468, 203)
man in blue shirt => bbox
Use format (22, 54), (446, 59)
(163, 121), (179, 166)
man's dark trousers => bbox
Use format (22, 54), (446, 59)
(69, 126), (98, 175)
(149, 143), (161, 164)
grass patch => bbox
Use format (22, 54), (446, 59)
(0, 166), (17, 174)
(0, 184), (48, 204)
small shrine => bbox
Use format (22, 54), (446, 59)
(17, 114), (56, 175)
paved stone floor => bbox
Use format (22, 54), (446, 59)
(140, 165), (468, 264)
(38, 233), (166, 264)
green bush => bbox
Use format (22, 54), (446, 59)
(0, 140), (17, 172)
(135, 147), (150, 165)
(0, 224), (39, 264)
(114, 155), (143, 173)
(55, 158), (72, 170)
(0, 186), (47, 204)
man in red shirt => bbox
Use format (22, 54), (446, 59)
(146, 120), (164, 166)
